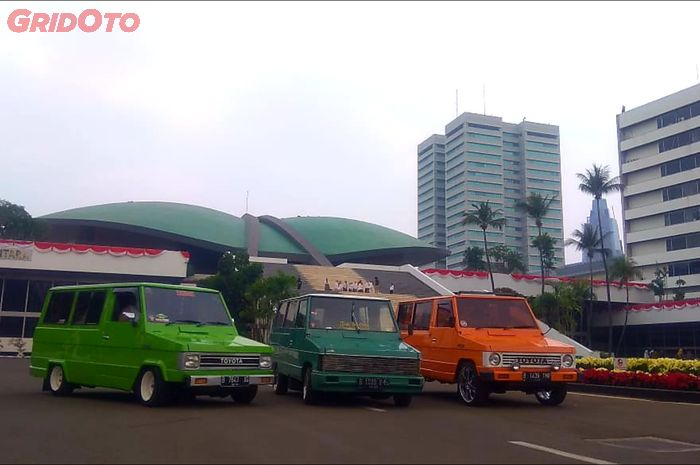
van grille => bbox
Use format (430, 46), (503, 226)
(501, 353), (562, 367)
(320, 355), (419, 376)
(199, 354), (260, 369)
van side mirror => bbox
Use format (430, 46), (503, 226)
(408, 323), (414, 336)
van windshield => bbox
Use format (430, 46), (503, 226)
(456, 298), (537, 329)
(308, 297), (397, 332)
(144, 287), (232, 326)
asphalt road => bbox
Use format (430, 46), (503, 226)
(2, 358), (699, 464)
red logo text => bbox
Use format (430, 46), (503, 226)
(7, 9), (140, 33)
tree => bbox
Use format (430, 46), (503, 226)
(530, 233), (558, 275)
(577, 164), (622, 354)
(198, 251), (263, 335)
(489, 245), (526, 274)
(566, 223), (604, 347)
(673, 278), (687, 301)
(528, 281), (587, 335)
(462, 201), (506, 291)
(243, 271), (297, 343)
(609, 255), (643, 355)
(649, 266), (668, 302)
(0, 199), (46, 240)
(462, 246), (486, 271)
(516, 192), (557, 294)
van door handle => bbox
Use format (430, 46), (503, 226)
(102, 335), (110, 340)
(431, 338), (437, 343)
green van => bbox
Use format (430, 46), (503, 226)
(30, 283), (274, 406)
(270, 293), (423, 407)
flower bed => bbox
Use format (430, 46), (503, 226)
(580, 368), (700, 391)
(577, 357), (700, 376)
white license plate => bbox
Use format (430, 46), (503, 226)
(221, 376), (249, 386)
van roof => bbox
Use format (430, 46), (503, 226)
(281, 293), (391, 303)
(400, 294), (526, 302)
(48, 282), (219, 293)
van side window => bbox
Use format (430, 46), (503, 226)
(44, 292), (75, 325)
(295, 299), (308, 328)
(274, 302), (289, 328)
(284, 300), (299, 328)
(435, 300), (455, 327)
(397, 303), (414, 330)
(412, 301), (433, 330)
(72, 291), (107, 325)
(111, 288), (140, 323)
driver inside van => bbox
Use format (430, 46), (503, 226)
(116, 292), (139, 322)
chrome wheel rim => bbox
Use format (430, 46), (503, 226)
(49, 366), (63, 391)
(536, 390), (552, 401)
(458, 367), (476, 403)
(303, 373), (309, 400)
(140, 371), (155, 402)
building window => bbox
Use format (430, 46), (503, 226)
(1, 279), (28, 312)
(660, 153), (700, 176)
(468, 123), (500, 132)
(668, 259), (700, 277)
(662, 180), (700, 201)
(656, 101), (700, 129)
(665, 206), (700, 226)
(658, 127), (700, 153)
(526, 131), (558, 140)
(666, 232), (700, 252)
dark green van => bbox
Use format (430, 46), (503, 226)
(30, 283), (274, 406)
(270, 293), (423, 406)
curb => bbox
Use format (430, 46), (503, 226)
(569, 382), (700, 403)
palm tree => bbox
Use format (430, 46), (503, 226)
(566, 223), (604, 347)
(577, 164), (622, 355)
(463, 246), (486, 271)
(462, 201), (506, 291)
(516, 192), (557, 294)
(609, 256), (643, 355)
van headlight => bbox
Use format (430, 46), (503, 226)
(562, 354), (575, 368)
(184, 354), (200, 369)
(259, 355), (272, 369)
(488, 353), (501, 367)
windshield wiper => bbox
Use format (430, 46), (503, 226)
(166, 319), (201, 326)
(505, 325), (536, 329)
(196, 321), (231, 327)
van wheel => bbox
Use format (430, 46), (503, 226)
(457, 361), (488, 406)
(302, 367), (319, 405)
(393, 394), (412, 407)
(47, 365), (74, 396)
(231, 386), (258, 404)
(135, 368), (171, 407)
(535, 385), (567, 406)
(274, 373), (289, 395)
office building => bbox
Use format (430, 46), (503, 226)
(617, 83), (700, 299)
(583, 198), (624, 262)
(418, 112), (564, 272)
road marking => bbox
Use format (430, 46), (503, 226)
(364, 407), (387, 413)
(588, 436), (700, 453)
(570, 392), (700, 406)
(509, 441), (617, 465)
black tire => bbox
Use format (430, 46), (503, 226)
(393, 394), (412, 407)
(135, 367), (172, 407)
(274, 373), (289, 395)
(535, 384), (567, 406)
(231, 385), (258, 404)
(456, 361), (489, 406)
(47, 365), (74, 396)
(302, 367), (319, 405)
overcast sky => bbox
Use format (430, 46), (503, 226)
(2, 1), (699, 264)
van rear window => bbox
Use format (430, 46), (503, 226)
(456, 298), (537, 329)
(44, 292), (75, 325)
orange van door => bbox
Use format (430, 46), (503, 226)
(429, 298), (459, 382)
(410, 300), (435, 377)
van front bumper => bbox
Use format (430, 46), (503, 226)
(478, 368), (580, 390)
(310, 371), (424, 394)
(185, 374), (275, 388)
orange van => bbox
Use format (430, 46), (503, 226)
(396, 294), (579, 406)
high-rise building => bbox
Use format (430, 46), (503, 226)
(583, 198), (624, 262)
(617, 83), (700, 299)
(418, 112), (564, 272)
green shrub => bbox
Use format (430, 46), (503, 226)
(577, 357), (700, 375)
